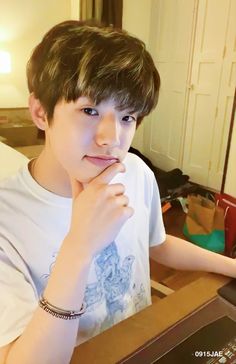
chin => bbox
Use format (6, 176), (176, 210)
(73, 161), (118, 184)
(80, 176), (94, 184)
(74, 171), (100, 184)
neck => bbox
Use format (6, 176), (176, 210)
(30, 147), (73, 198)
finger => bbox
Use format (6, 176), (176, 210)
(69, 176), (84, 199)
(91, 162), (126, 185)
(122, 206), (134, 219)
(114, 195), (129, 207)
(107, 183), (125, 196)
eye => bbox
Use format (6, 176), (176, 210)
(122, 115), (136, 123)
(82, 108), (98, 116)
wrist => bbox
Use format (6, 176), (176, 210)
(43, 235), (92, 311)
(63, 233), (93, 266)
(226, 257), (236, 278)
(212, 255), (236, 278)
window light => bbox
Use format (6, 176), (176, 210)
(0, 50), (11, 73)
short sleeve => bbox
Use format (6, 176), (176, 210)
(0, 250), (38, 347)
(149, 176), (166, 247)
(0, 142), (28, 181)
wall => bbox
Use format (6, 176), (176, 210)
(0, 0), (71, 108)
(224, 111), (236, 197)
(122, 0), (152, 153)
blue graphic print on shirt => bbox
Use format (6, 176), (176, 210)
(84, 242), (135, 317)
(40, 242), (142, 326)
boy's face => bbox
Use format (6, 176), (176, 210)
(45, 97), (138, 183)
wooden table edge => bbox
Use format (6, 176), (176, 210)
(71, 273), (230, 364)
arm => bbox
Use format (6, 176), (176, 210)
(5, 241), (91, 364)
(3, 162), (133, 364)
(150, 234), (236, 278)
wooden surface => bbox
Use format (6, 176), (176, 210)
(70, 273), (230, 364)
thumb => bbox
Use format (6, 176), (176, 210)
(69, 176), (84, 199)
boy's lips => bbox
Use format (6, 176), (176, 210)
(85, 155), (119, 167)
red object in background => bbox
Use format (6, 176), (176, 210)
(215, 193), (236, 257)
(161, 202), (172, 214)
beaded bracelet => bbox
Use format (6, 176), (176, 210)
(39, 295), (86, 320)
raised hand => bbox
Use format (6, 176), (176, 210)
(68, 162), (134, 257)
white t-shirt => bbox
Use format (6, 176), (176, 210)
(0, 152), (166, 347)
(0, 142), (28, 180)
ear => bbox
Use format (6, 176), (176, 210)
(28, 93), (49, 131)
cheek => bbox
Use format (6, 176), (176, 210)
(120, 126), (136, 150)
(48, 125), (91, 158)
(49, 130), (70, 157)
(47, 126), (98, 180)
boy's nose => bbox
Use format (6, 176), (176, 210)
(95, 114), (120, 147)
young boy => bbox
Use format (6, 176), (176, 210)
(0, 20), (235, 364)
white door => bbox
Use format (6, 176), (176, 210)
(144, 0), (196, 171)
(182, 0), (236, 189)
(207, 0), (236, 190)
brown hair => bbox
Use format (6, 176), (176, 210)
(27, 20), (160, 126)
